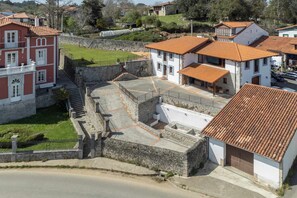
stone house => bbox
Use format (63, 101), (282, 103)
(214, 21), (268, 45)
(202, 84), (297, 189)
(146, 36), (276, 95)
(0, 18), (59, 123)
(149, 2), (178, 16)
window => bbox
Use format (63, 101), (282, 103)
(206, 56), (220, 66)
(157, 63), (161, 71)
(198, 54), (204, 63)
(5, 52), (18, 67)
(11, 79), (21, 102)
(263, 58), (268, 65)
(245, 61), (250, 70)
(37, 70), (46, 83)
(294, 34), (297, 38)
(36, 38), (47, 46)
(157, 50), (161, 57)
(283, 34), (289, 37)
(169, 66), (174, 75)
(5, 30), (18, 48)
(169, 53), (173, 60)
(254, 60), (259, 73)
(163, 52), (167, 61)
(36, 49), (47, 65)
(223, 78), (227, 84)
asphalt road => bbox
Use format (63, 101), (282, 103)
(0, 169), (203, 198)
(276, 78), (297, 91)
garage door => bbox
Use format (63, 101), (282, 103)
(226, 145), (254, 175)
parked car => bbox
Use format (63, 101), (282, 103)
(281, 72), (297, 80)
(271, 71), (285, 82)
(282, 87), (297, 92)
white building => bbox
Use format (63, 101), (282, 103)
(203, 84), (297, 189)
(214, 21), (269, 45)
(277, 25), (297, 38)
(146, 36), (276, 95)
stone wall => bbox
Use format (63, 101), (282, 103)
(138, 96), (159, 123)
(84, 94), (104, 132)
(36, 90), (56, 109)
(119, 89), (138, 121)
(0, 98), (36, 124)
(0, 150), (80, 163)
(162, 96), (222, 116)
(59, 35), (150, 52)
(76, 65), (122, 82)
(99, 137), (207, 176)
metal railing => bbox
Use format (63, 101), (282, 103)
(0, 41), (26, 49)
(0, 63), (36, 76)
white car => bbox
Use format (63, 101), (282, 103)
(282, 87), (296, 92)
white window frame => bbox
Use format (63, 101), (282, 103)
(36, 70), (47, 83)
(10, 78), (21, 102)
(169, 53), (174, 60)
(157, 50), (161, 57)
(5, 51), (18, 67)
(5, 30), (18, 48)
(36, 38), (47, 46)
(36, 48), (47, 66)
(263, 58), (268, 66)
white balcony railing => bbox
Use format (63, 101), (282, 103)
(0, 62), (36, 76)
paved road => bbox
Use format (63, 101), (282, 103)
(0, 169), (202, 198)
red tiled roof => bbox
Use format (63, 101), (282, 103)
(196, 41), (278, 62)
(178, 63), (229, 83)
(146, 36), (209, 55)
(0, 18), (59, 36)
(202, 84), (297, 162)
(251, 36), (297, 55)
(7, 12), (35, 19)
(276, 24), (297, 31)
(154, 1), (175, 7)
(215, 21), (253, 28)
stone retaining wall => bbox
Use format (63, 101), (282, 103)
(99, 137), (207, 176)
(59, 35), (150, 52)
(0, 150), (80, 163)
(138, 96), (159, 123)
(36, 91), (56, 109)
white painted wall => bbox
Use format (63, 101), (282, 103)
(209, 138), (226, 166)
(241, 58), (271, 87)
(183, 53), (197, 68)
(283, 131), (297, 181)
(254, 154), (281, 188)
(271, 56), (283, 66)
(279, 29), (297, 38)
(156, 103), (213, 130)
(234, 23), (269, 46)
(151, 49), (163, 77)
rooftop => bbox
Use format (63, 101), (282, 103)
(251, 36), (297, 55)
(146, 36), (209, 55)
(202, 84), (297, 162)
(196, 41), (277, 62)
(276, 24), (297, 31)
(7, 12), (35, 19)
(153, 1), (175, 7)
(215, 21), (253, 28)
(0, 18), (59, 36)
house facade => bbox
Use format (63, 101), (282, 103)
(149, 2), (177, 16)
(214, 22), (269, 46)
(0, 18), (59, 123)
(146, 36), (276, 95)
(203, 84), (297, 189)
(277, 25), (297, 38)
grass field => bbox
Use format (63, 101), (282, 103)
(61, 44), (140, 67)
(157, 14), (188, 26)
(0, 105), (77, 151)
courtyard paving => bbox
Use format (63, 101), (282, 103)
(90, 82), (189, 152)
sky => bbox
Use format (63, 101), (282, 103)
(10, 0), (169, 6)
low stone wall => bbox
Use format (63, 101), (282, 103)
(137, 121), (161, 137)
(0, 98), (36, 124)
(85, 94), (104, 132)
(0, 150), (80, 163)
(162, 96), (222, 116)
(59, 35), (150, 52)
(77, 65), (122, 82)
(99, 137), (207, 176)
(138, 96), (159, 123)
(36, 91), (56, 109)
(119, 89), (138, 121)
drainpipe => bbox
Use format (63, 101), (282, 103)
(235, 62), (237, 93)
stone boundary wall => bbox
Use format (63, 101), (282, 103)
(59, 36), (150, 52)
(163, 125), (200, 146)
(85, 94), (104, 132)
(162, 96), (222, 116)
(0, 98), (36, 124)
(0, 150), (80, 163)
(137, 121), (161, 137)
(119, 89), (138, 121)
(99, 137), (207, 176)
(36, 91), (56, 109)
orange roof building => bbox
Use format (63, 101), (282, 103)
(202, 84), (297, 188)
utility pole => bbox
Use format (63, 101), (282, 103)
(191, 20), (193, 36)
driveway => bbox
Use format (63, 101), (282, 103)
(276, 79), (297, 91)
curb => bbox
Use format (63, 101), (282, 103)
(0, 165), (159, 177)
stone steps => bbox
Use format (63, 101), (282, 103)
(68, 88), (85, 118)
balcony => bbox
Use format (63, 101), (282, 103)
(0, 41), (26, 49)
(0, 62), (36, 77)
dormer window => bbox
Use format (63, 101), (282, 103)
(36, 38), (47, 46)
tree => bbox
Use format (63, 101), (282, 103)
(122, 10), (141, 23)
(175, 0), (211, 20)
(81, 0), (105, 27)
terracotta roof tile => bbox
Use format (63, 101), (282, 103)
(178, 63), (229, 83)
(7, 12), (35, 19)
(215, 21), (253, 28)
(276, 24), (297, 31)
(146, 36), (209, 55)
(202, 84), (297, 162)
(196, 41), (278, 62)
(251, 36), (297, 55)
(0, 18), (59, 36)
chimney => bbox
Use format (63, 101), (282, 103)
(34, 16), (39, 26)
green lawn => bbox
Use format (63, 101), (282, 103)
(157, 14), (188, 26)
(0, 105), (77, 151)
(61, 44), (140, 67)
